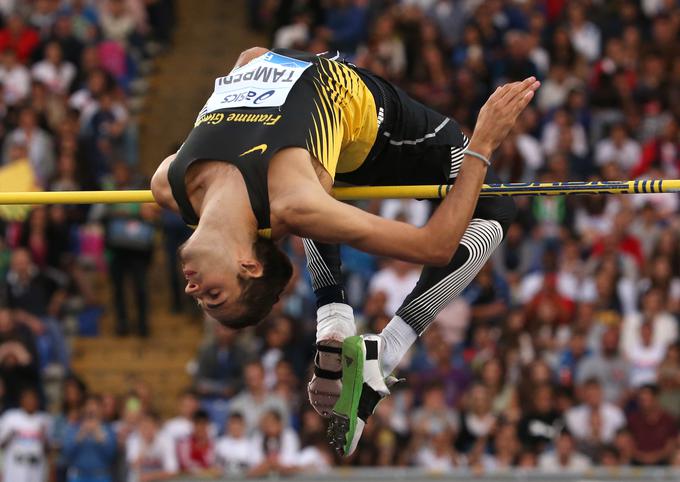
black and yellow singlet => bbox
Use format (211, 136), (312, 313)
(168, 49), (381, 235)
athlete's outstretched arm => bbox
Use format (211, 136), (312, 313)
(279, 77), (540, 266)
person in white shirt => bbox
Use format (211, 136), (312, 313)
(126, 412), (178, 482)
(215, 412), (253, 475)
(538, 430), (592, 473)
(621, 288), (678, 356)
(537, 63), (582, 112)
(228, 362), (290, 434)
(0, 388), (52, 482)
(31, 41), (77, 96)
(161, 390), (217, 445)
(594, 123), (641, 174)
(625, 321), (667, 388)
(567, 3), (601, 62)
(0, 48), (31, 106)
(565, 379), (626, 447)
(247, 410), (301, 477)
(368, 259), (420, 316)
(2, 107), (55, 186)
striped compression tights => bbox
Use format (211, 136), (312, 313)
(303, 168), (516, 337)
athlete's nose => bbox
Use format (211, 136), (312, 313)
(185, 281), (200, 295)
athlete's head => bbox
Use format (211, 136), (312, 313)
(180, 234), (293, 329)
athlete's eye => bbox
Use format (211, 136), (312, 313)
(208, 289), (221, 300)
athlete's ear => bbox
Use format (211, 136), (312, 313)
(239, 259), (264, 278)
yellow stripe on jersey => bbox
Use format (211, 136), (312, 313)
(306, 58), (378, 178)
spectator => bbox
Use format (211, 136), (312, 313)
(176, 409), (218, 476)
(538, 429), (592, 473)
(565, 378), (626, 453)
(125, 412), (178, 482)
(456, 383), (497, 453)
(658, 343), (680, 418)
(161, 390), (205, 445)
(215, 412), (253, 475)
(627, 384), (678, 465)
(2, 107), (55, 185)
(0, 388), (51, 482)
(4, 248), (69, 371)
(63, 394), (117, 482)
(0, 306), (40, 408)
(625, 321), (667, 388)
(31, 41), (77, 95)
(410, 382), (459, 437)
(101, 162), (155, 337)
(632, 115), (679, 179)
(566, 3), (601, 62)
(100, 0), (138, 46)
(193, 324), (249, 399)
(479, 421), (521, 473)
(368, 259), (420, 317)
(577, 326), (630, 404)
(248, 409), (301, 477)
(621, 288), (678, 355)
(0, 13), (40, 63)
(0, 47), (31, 105)
(229, 361), (290, 434)
(517, 384), (562, 453)
(413, 429), (462, 471)
(320, 0), (368, 54)
(594, 123), (641, 174)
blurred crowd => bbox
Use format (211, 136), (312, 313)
(1, 0), (680, 480)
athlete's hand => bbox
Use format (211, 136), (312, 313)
(470, 77), (540, 156)
(308, 374), (341, 418)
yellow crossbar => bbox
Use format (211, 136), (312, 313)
(0, 180), (677, 205)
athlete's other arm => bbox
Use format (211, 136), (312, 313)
(276, 78), (540, 266)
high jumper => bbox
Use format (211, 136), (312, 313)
(149, 47), (539, 456)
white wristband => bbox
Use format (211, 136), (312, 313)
(465, 149), (491, 167)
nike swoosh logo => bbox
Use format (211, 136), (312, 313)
(240, 144), (268, 156)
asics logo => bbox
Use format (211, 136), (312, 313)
(240, 144), (268, 156)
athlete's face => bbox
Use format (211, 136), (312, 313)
(179, 239), (247, 320)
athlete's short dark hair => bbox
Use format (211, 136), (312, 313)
(216, 237), (293, 329)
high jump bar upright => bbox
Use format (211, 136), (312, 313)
(0, 179), (678, 205)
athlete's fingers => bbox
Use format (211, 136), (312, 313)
(506, 77), (537, 104)
(498, 77), (535, 104)
(495, 81), (521, 103)
(510, 80), (540, 112)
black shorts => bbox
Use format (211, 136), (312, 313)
(337, 70), (516, 234)
(335, 71), (468, 187)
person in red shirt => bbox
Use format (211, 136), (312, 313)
(176, 410), (218, 475)
(0, 14), (40, 64)
(627, 384), (678, 465)
(590, 210), (644, 270)
(632, 116), (679, 179)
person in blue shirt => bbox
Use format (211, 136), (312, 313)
(63, 394), (117, 482)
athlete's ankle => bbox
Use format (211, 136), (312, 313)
(316, 302), (356, 344)
(379, 316), (418, 375)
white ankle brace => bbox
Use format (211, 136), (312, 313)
(316, 303), (356, 344)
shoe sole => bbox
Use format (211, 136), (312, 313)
(328, 335), (364, 456)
